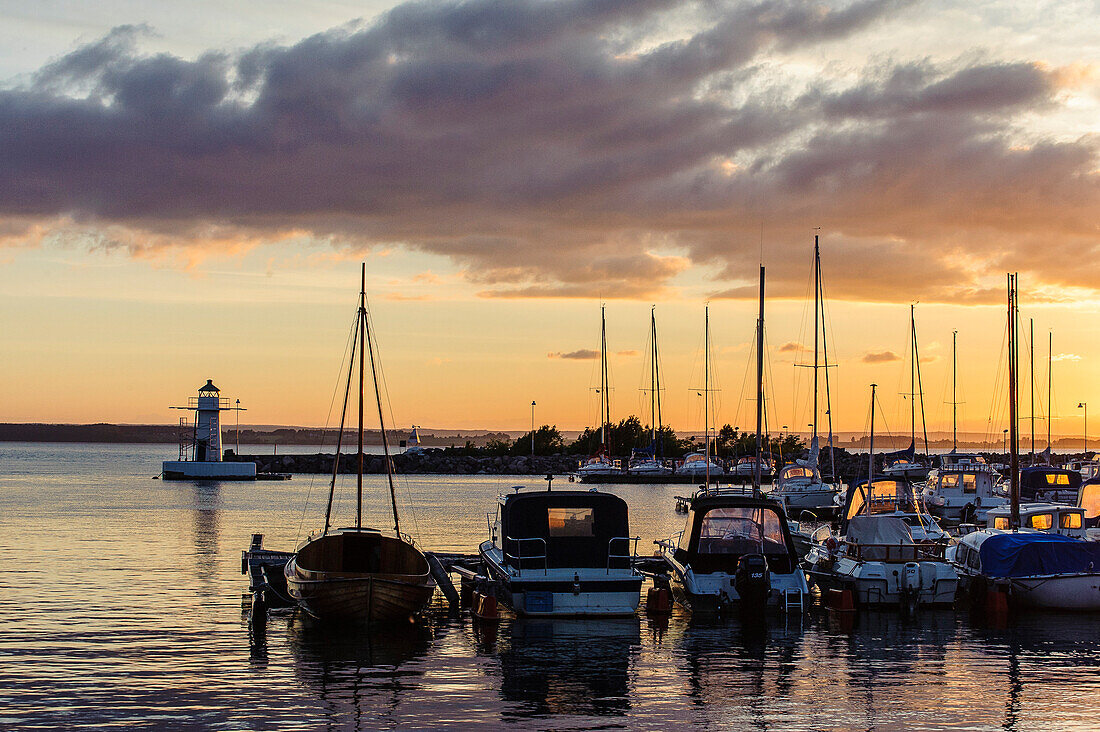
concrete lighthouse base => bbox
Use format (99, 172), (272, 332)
(162, 461), (257, 480)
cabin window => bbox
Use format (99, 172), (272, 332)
(1082, 486), (1100, 521)
(962, 475), (977, 494)
(941, 474), (960, 489)
(697, 507), (786, 555)
(547, 507), (595, 537)
(1028, 513), (1053, 530)
(1060, 512), (1083, 529)
(993, 517), (1010, 530)
(1044, 474), (1071, 485)
(966, 546), (982, 571)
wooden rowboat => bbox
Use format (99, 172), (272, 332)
(286, 528), (436, 622)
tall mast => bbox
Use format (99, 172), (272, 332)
(600, 304), (607, 451)
(323, 306), (359, 536)
(362, 265), (401, 536)
(912, 307), (929, 454)
(910, 305), (916, 447)
(819, 245), (836, 481)
(1009, 273), (1020, 529)
(704, 303), (711, 487)
(868, 383), (877, 515)
(754, 265), (765, 497)
(357, 266), (366, 529)
(1048, 330), (1053, 454)
(654, 306), (663, 454)
(813, 235), (820, 441)
(1030, 318), (1035, 461)
(650, 307), (656, 451)
(952, 330), (958, 451)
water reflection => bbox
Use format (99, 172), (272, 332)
(189, 481), (221, 584)
(495, 617), (640, 720)
(286, 613), (434, 729)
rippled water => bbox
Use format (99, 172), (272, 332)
(2, 442), (1099, 730)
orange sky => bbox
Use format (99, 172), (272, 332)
(0, 1), (1097, 439)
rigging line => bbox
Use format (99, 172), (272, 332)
(912, 314), (930, 454)
(297, 307), (360, 545)
(324, 307), (362, 536)
(363, 290), (423, 544)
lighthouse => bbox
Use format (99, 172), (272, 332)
(161, 379), (257, 480)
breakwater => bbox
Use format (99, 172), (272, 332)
(227, 450), (581, 476)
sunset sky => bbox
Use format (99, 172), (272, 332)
(1, 0), (1097, 442)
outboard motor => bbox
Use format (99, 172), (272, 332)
(734, 554), (770, 611)
(901, 561), (921, 616)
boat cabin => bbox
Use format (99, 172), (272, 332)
(1018, 466), (1082, 504)
(673, 495), (799, 575)
(842, 478), (945, 541)
(953, 531), (1100, 579)
(985, 504), (1093, 539)
(933, 452), (989, 469)
(492, 490), (634, 572)
(774, 464), (820, 487)
(1080, 482), (1100, 528)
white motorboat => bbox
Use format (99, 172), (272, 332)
(575, 454), (622, 477)
(627, 451), (671, 476)
(676, 452), (725, 477)
(1065, 459), (1100, 481)
(805, 511), (957, 609)
(731, 456), (771, 478)
(766, 438), (843, 516)
(656, 490), (808, 614)
(922, 457), (1006, 525)
(479, 488), (643, 616)
(949, 530), (1100, 610)
(985, 502), (1099, 540)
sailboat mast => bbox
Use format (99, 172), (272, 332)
(655, 307), (663, 454)
(910, 305), (916, 446)
(323, 310), (359, 536)
(868, 383), (877, 515)
(813, 235), (820, 441)
(362, 269), (402, 536)
(952, 330), (958, 451)
(1030, 318), (1035, 461)
(1048, 330), (1053, 453)
(602, 301), (611, 451)
(357, 267), (366, 529)
(705, 304), (711, 487)
(819, 247), (836, 481)
(650, 309), (656, 450)
(754, 265), (764, 497)
(1009, 274), (1020, 529)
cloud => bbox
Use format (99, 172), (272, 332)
(429, 356), (451, 365)
(0, 1), (1097, 302)
(778, 341), (807, 353)
(548, 349), (599, 360)
(862, 350), (900, 363)
(1052, 352), (1082, 362)
(616, 349), (639, 357)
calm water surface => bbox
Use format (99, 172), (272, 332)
(2, 442), (1099, 730)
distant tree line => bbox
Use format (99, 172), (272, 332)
(473, 415), (805, 461)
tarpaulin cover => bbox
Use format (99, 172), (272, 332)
(978, 532), (1100, 578)
(846, 515), (914, 546)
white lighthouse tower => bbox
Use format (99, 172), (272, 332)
(161, 379), (257, 480)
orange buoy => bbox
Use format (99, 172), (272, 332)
(646, 587), (672, 615)
(472, 591), (501, 622)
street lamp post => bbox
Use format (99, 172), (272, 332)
(1079, 402), (1088, 455)
(1002, 428), (1008, 458)
(531, 401), (536, 456)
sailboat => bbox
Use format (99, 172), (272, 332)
(883, 305), (931, 480)
(576, 304), (623, 478)
(675, 304), (725, 479)
(284, 265), (437, 622)
(768, 235), (844, 515)
(629, 306), (672, 476)
(949, 274), (1100, 611)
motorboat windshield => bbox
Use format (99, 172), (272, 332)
(675, 497), (797, 573)
(843, 478), (923, 522)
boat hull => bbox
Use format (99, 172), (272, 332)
(807, 559), (957, 608)
(959, 572), (1100, 610)
(479, 543), (642, 617)
(286, 564), (437, 621)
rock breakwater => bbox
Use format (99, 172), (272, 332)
(228, 450), (582, 476)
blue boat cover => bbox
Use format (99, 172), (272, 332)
(978, 533), (1100, 578)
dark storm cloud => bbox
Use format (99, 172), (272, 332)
(0, 0), (1096, 301)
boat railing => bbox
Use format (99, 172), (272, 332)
(607, 536), (640, 574)
(504, 536), (547, 576)
(842, 541), (947, 563)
